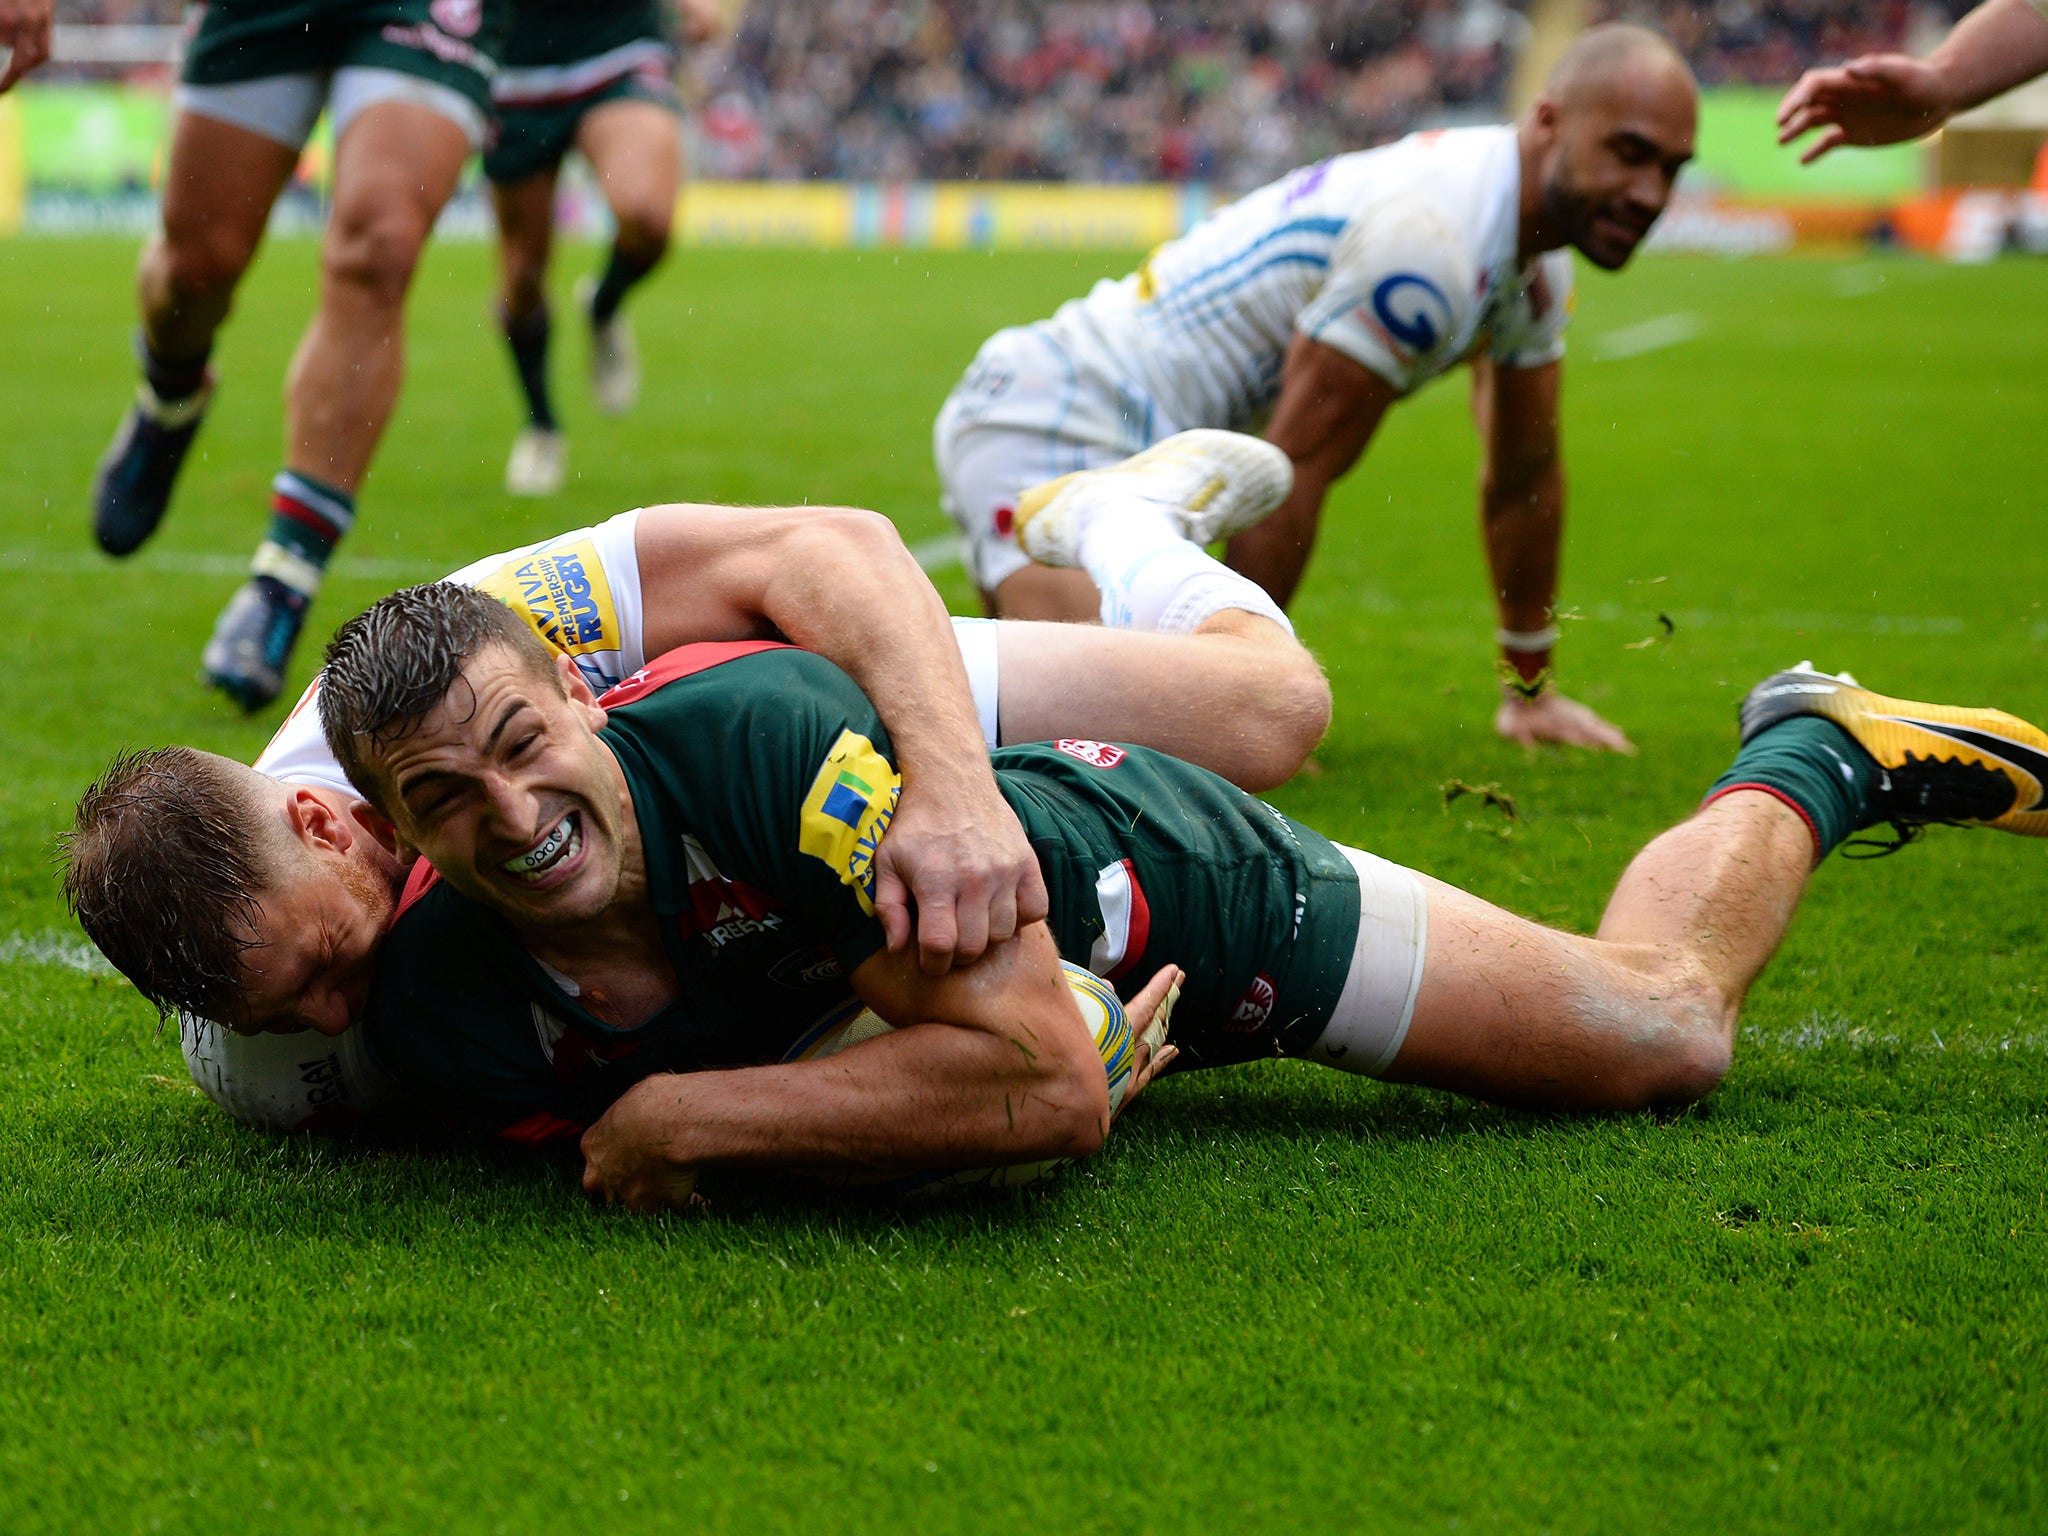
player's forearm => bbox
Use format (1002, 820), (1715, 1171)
(601, 1022), (1108, 1176)
(1481, 462), (1564, 682)
(1928, 0), (2048, 116)
(758, 511), (991, 781)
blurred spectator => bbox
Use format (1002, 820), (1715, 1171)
(687, 0), (1532, 187)
(1589, 2), (1974, 87)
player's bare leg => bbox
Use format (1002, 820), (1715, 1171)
(575, 97), (679, 416)
(1388, 791), (1811, 1110)
(284, 101), (469, 491)
(1376, 664), (2048, 1110)
(202, 101), (470, 712)
(492, 167), (566, 495)
(996, 612), (1329, 791)
(987, 565), (1102, 623)
(93, 112), (297, 556)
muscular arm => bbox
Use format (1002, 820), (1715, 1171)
(1225, 333), (1397, 608)
(1777, 0), (2048, 161)
(634, 503), (1046, 970)
(0, 0), (54, 91)
(1474, 360), (1631, 753)
(577, 925), (1131, 1209)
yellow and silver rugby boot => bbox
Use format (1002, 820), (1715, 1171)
(1741, 662), (2048, 840)
(1011, 428), (1293, 568)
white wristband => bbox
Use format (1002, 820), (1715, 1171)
(1495, 624), (1560, 653)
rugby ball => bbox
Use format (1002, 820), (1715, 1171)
(782, 961), (1144, 1194)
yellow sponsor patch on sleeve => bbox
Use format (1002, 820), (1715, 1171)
(472, 538), (620, 658)
(798, 729), (902, 914)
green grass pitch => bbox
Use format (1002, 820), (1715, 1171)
(1, 236), (2044, 1532)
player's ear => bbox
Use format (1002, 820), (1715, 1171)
(555, 651), (608, 729)
(348, 800), (402, 859)
(286, 788), (352, 856)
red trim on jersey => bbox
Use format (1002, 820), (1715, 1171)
(1106, 858), (1152, 984)
(1701, 782), (1823, 862)
(394, 858), (444, 924)
(498, 1110), (586, 1146)
(599, 641), (796, 709)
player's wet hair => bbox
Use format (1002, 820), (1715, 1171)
(319, 581), (562, 801)
(61, 747), (277, 1021)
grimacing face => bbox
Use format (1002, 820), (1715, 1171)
(1540, 73), (1695, 271)
(227, 834), (398, 1036)
(363, 644), (633, 932)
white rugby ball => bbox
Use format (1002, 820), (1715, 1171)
(783, 960), (1141, 1194)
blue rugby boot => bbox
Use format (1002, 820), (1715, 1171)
(202, 573), (311, 713)
(91, 373), (214, 556)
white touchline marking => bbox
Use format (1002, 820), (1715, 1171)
(0, 549), (444, 580)
(0, 931), (117, 976)
(1591, 312), (1704, 361)
(909, 535), (962, 574)
(1757, 1011), (2048, 1057)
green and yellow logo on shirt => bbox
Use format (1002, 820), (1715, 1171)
(799, 729), (901, 913)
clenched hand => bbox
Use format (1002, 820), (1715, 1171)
(872, 770), (1049, 975)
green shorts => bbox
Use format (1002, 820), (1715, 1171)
(484, 59), (679, 185)
(182, 0), (506, 113)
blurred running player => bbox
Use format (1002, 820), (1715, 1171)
(314, 580), (2048, 1206)
(1778, 0), (2048, 162)
(64, 438), (1331, 1132)
(89, 0), (509, 711)
(936, 24), (1697, 752)
(489, 0), (722, 496)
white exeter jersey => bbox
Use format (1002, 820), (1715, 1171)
(970, 126), (1572, 448)
(195, 510), (1005, 1132)
(254, 509), (651, 797)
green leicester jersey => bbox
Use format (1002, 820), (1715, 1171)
(363, 644), (1362, 1144)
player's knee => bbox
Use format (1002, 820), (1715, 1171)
(1611, 987), (1732, 1109)
(1235, 656), (1332, 790)
(154, 226), (253, 303)
(322, 208), (429, 305)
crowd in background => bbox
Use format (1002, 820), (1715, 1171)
(688, 0), (1528, 186)
(46, 0), (1974, 184)
(1588, 1), (1969, 88)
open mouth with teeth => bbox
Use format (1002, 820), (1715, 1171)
(502, 810), (585, 888)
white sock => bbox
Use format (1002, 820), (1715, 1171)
(1073, 492), (1292, 636)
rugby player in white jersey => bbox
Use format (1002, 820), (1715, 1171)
(936, 24), (1697, 753)
(71, 447), (1328, 1133)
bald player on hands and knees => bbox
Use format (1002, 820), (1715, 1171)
(63, 446), (1330, 1131)
(937, 24), (1698, 753)
(309, 581), (2046, 1208)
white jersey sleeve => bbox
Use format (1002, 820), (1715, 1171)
(1296, 202), (1482, 395)
(1488, 249), (1575, 370)
(252, 508), (649, 795)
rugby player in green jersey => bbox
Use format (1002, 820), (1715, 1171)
(488, 0), (723, 495)
(309, 580), (2048, 1208)
(89, 0), (511, 711)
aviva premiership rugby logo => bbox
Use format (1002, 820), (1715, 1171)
(475, 539), (617, 657)
(799, 729), (901, 913)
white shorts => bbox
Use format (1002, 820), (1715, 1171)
(177, 65), (487, 153)
(1301, 845), (1431, 1077)
(934, 325), (1173, 593)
